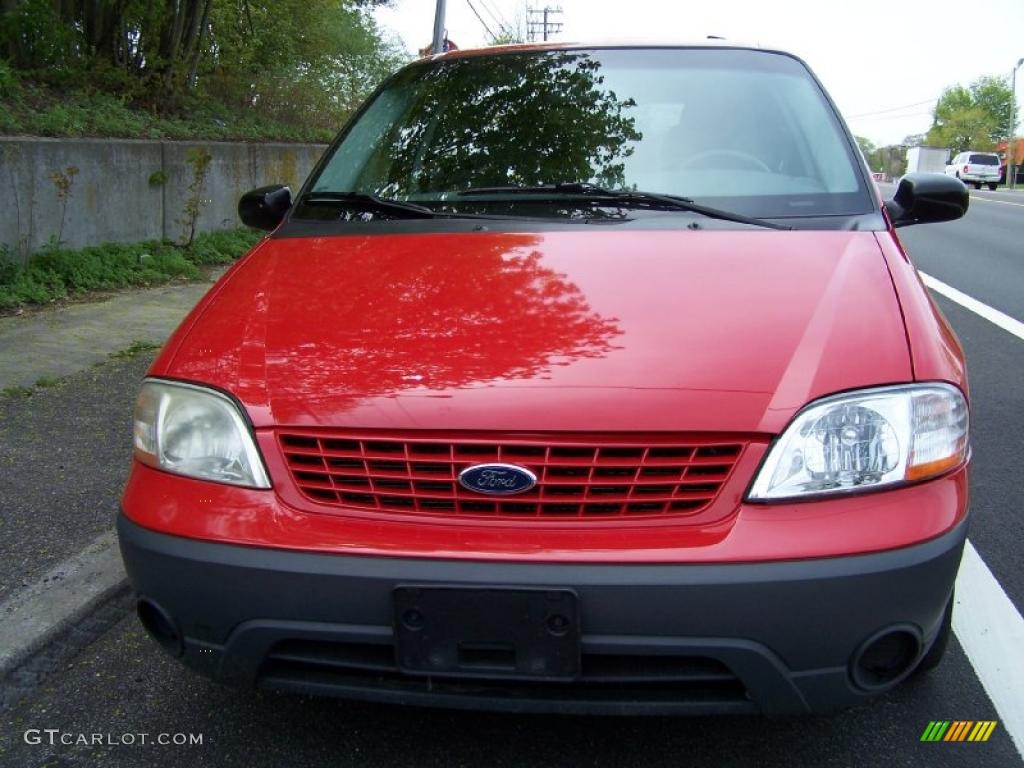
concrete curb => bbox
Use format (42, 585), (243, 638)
(0, 531), (128, 681)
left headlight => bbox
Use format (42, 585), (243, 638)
(133, 379), (271, 489)
(747, 383), (968, 501)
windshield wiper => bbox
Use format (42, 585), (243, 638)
(297, 191), (563, 223)
(457, 183), (792, 230)
(298, 191), (442, 219)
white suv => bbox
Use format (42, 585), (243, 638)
(946, 152), (1001, 190)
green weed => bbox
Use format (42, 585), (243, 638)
(1, 386), (34, 399)
(109, 340), (160, 360)
(0, 228), (260, 311)
(0, 83), (335, 143)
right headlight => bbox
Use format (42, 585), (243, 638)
(747, 383), (968, 501)
(133, 379), (271, 489)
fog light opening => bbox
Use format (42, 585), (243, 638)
(137, 598), (183, 657)
(850, 626), (922, 691)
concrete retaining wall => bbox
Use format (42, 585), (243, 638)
(0, 137), (326, 263)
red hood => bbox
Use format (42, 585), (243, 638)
(158, 230), (911, 434)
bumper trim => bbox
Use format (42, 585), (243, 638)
(117, 513), (968, 714)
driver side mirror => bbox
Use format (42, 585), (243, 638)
(885, 173), (968, 227)
(238, 185), (292, 231)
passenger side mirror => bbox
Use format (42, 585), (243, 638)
(239, 185), (292, 231)
(885, 173), (968, 228)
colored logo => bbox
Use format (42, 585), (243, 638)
(920, 721), (998, 742)
(458, 463), (537, 496)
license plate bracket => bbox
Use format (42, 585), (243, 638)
(393, 586), (580, 680)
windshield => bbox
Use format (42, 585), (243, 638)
(303, 47), (872, 221)
(968, 154), (999, 165)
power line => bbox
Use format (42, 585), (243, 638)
(849, 111), (934, 122)
(849, 65), (1018, 120)
(847, 98), (938, 119)
(466, 0), (497, 40)
(477, 0), (503, 30)
(479, 0), (512, 36)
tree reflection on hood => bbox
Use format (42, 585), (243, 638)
(172, 233), (624, 409)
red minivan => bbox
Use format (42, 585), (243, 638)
(119, 43), (972, 714)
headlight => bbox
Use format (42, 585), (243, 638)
(748, 383), (967, 501)
(133, 379), (271, 489)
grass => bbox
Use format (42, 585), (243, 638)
(34, 375), (63, 388)
(109, 340), (160, 360)
(0, 228), (261, 312)
(1, 385), (34, 399)
(0, 75), (336, 144)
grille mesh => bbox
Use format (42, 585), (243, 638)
(278, 433), (745, 520)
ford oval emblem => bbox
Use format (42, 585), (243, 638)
(458, 463), (537, 496)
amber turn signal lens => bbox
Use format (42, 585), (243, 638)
(905, 454), (965, 483)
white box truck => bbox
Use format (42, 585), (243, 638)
(905, 147), (950, 174)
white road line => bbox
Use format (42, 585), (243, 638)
(969, 195), (1024, 208)
(876, 181), (1024, 207)
(920, 272), (1024, 341)
(919, 272), (1024, 755)
(953, 542), (1024, 756)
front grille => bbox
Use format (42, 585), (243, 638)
(258, 638), (753, 711)
(278, 432), (746, 520)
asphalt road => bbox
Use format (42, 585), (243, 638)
(895, 187), (1024, 320)
(2, 192), (1023, 767)
(0, 354), (152, 603)
(889, 184), (1024, 621)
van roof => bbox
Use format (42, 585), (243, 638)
(422, 40), (770, 62)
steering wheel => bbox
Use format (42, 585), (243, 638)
(680, 149), (771, 172)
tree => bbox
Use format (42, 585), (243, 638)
(855, 135), (876, 158)
(926, 76), (1015, 153)
(970, 75), (1014, 144)
(928, 106), (996, 154)
(0, 0), (404, 124)
(865, 144), (907, 179)
(205, 0), (405, 126)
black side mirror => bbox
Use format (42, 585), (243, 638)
(238, 185), (292, 231)
(885, 173), (968, 227)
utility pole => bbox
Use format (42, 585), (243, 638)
(431, 0), (447, 54)
(1009, 57), (1023, 190)
(527, 5), (563, 42)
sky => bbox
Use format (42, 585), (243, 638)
(374, 0), (1024, 147)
